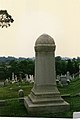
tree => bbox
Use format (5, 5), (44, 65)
(66, 59), (73, 75)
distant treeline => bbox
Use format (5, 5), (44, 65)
(0, 56), (79, 80)
(55, 56), (80, 75)
(0, 56), (35, 63)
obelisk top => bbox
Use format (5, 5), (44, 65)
(35, 34), (56, 52)
(35, 34), (55, 45)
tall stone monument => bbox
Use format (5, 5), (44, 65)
(24, 34), (69, 114)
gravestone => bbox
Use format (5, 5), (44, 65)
(0, 82), (4, 87)
(4, 79), (9, 85)
(15, 75), (17, 82)
(60, 75), (68, 86)
(25, 74), (28, 82)
(19, 74), (22, 82)
(66, 71), (70, 80)
(24, 34), (69, 114)
(56, 75), (60, 85)
(29, 75), (34, 83)
(25, 74), (34, 83)
(18, 89), (24, 102)
(66, 71), (70, 84)
(12, 72), (15, 81)
(18, 89), (24, 97)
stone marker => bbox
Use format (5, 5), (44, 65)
(4, 79), (9, 85)
(19, 73), (22, 82)
(0, 82), (4, 87)
(18, 89), (24, 97)
(24, 34), (69, 114)
(15, 75), (17, 82)
(25, 74), (28, 82)
(12, 72), (15, 81)
(66, 71), (70, 80)
(60, 75), (68, 86)
(56, 75), (60, 85)
(29, 75), (34, 83)
(66, 72), (70, 83)
(18, 89), (24, 102)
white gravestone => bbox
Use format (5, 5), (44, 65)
(12, 72), (15, 81)
(15, 75), (17, 82)
(66, 71), (70, 83)
(30, 75), (34, 83)
(25, 74), (29, 82)
(66, 71), (70, 79)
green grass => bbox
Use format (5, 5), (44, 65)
(0, 96), (80, 118)
(0, 79), (80, 117)
(0, 99), (28, 117)
(0, 82), (33, 100)
(58, 78), (80, 96)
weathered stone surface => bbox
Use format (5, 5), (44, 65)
(18, 89), (24, 97)
(24, 34), (70, 115)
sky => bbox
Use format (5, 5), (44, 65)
(0, 0), (80, 58)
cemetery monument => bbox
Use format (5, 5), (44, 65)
(24, 34), (70, 114)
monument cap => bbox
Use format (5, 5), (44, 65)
(35, 34), (56, 52)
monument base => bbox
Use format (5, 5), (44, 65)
(24, 97), (69, 115)
(24, 86), (70, 115)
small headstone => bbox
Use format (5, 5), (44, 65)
(66, 71), (70, 79)
(19, 74), (22, 82)
(30, 75), (34, 83)
(0, 82), (4, 87)
(18, 89), (24, 97)
(25, 74), (29, 82)
(60, 75), (68, 86)
(15, 75), (18, 82)
(5, 79), (8, 83)
(56, 75), (60, 85)
(4, 79), (9, 85)
(12, 72), (15, 81)
(18, 89), (24, 102)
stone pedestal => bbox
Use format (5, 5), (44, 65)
(24, 34), (69, 115)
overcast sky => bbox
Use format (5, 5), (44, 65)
(0, 0), (80, 58)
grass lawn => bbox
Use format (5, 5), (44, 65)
(58, 78), (80, 96)
(0, 96), (80, 118)
(0, 79), (80, 117)
(0, 82), (33, 100)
